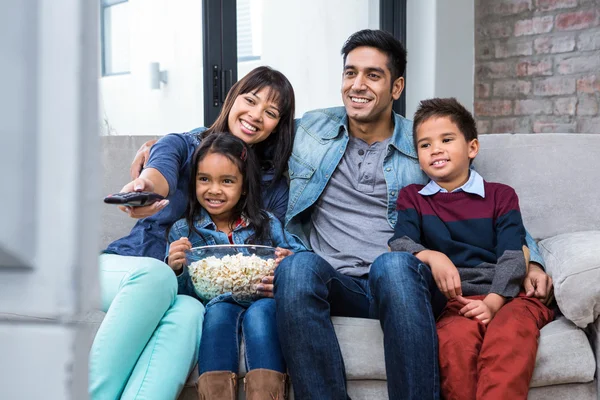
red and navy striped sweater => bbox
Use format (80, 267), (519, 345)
(388, 181), (527, 298)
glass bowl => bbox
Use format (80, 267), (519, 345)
(186, 244), (277, 304)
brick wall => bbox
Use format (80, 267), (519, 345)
(475, 0), (600, 133)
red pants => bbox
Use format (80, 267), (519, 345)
(437, 294), (554, 400)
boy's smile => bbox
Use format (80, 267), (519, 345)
(416, 116), (479, 192)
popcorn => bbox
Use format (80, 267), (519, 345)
(188, 252), (276, 303)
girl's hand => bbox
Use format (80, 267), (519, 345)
(117, 177), (169, 219)
(456, 296), (494, 325)
(167, 237), (192, 273)
(256, 249), (294, 298)
(274, 247), (294, 266)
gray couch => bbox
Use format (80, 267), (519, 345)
(100, 133), (600, 399)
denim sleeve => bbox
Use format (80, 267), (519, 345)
(525, 230), (545, 269)
(263, 177), (289, 223)
(176, 266), (200, 300)
(267, 213), (307, 253)
(145, 134), (189, 197)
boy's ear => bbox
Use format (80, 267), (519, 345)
(468, 138), (479, 160)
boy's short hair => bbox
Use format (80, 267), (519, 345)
(412, 97), (478, 150)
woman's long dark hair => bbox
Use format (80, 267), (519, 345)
(203, 66), (295, 185)
(185, 133), (271, 245)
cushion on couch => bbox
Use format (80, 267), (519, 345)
(539, 231), (600, 328)
(530, 317), (596, 387)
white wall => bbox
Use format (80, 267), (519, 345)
(0, 0), (99, 398)
(406, 0), (474, 119)
(101, 0), (379, 135)
(100, 0), (204, 135)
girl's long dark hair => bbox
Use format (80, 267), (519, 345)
(185, 133), (271, 245)
(202, 66), (295, 185)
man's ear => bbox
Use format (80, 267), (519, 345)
(392, 76), (405, 100)
(468, 138), (480, 160)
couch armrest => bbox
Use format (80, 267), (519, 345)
(590, 317), (600, 398)
(539, 231), (600, 328)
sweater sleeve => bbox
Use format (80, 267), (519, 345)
(490, 185), (527, 298)
(389, 186), (427, 254)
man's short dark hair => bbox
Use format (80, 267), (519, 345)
(413, 98), (478, 151)
(341, 29), (407, 82)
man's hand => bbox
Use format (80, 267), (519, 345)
(130, 139), (158, 179)
(117, 177), (169, 219)
(167, 237), (192, 273)
(417, 250), (462, 299)
(524, 262), (554, 305)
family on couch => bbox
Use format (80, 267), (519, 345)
(90, 29), (555, 400)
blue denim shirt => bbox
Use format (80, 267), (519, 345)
(168, 208), (306, 303)
(285, 106), (545, 267)
(286, 106), (429, 247)
(104, 128), (289, 260)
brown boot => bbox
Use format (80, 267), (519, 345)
(196, 371), (237, 400)
(243, 369), (287, 400)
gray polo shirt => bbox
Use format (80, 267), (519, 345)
(309, 135), (393, 277)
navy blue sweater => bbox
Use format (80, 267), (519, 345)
(389, 182), (527, 298)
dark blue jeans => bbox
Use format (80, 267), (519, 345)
(274, 251), (446, 400)
(198, 297), (286, 374)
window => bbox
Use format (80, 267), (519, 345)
(101, 0), (130, 76)
(237, 0), (262, 62)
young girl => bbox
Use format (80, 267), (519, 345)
(167, 133), (305, 400)
(91, 66), (296, 400)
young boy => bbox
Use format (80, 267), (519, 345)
(389, 98), (554, 400)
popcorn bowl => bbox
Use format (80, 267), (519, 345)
(186, 244), (277, 304)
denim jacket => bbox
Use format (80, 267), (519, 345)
(167, 208), (306, 303)
(285, 106), (545, 267)
(286, 106), (428, 246)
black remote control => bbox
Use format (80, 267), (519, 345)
(104, 191), (166, 207)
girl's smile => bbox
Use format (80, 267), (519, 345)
(196, 152), (244, 228)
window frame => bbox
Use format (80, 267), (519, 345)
(100, 0), (131, 77)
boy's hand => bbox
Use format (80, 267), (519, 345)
(456, 293), (505, 325)
(167, 237), (192, 273)
(417, 250), (462, 299)
(274, 247), (294, 266)
(456, 296), (493, 325)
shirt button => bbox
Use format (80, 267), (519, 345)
(358, 149), (365, 155)
(386, 167), (391, 172)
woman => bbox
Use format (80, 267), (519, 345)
(90, 66), (295, 400)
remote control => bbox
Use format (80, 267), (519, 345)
(104, 191), (165, 207)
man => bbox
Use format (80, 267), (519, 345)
(129, 29), (553, 400)
(271, 29), (552, 400)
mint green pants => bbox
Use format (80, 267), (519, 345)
(89, 254), (205, 400)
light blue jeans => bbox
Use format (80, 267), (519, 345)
(89, 254), (205, 400)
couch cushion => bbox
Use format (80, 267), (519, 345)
(539, 231), (600, 328)
(530, 316), (596, 387)
(474, 134), (600, 241)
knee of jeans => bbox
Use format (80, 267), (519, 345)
(244, 299), (276, 325)
(128, 258), (178, 298)
(274, 252), (329, 294)
(243, 299), (276, 336)
(370, 252), (420, 283)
